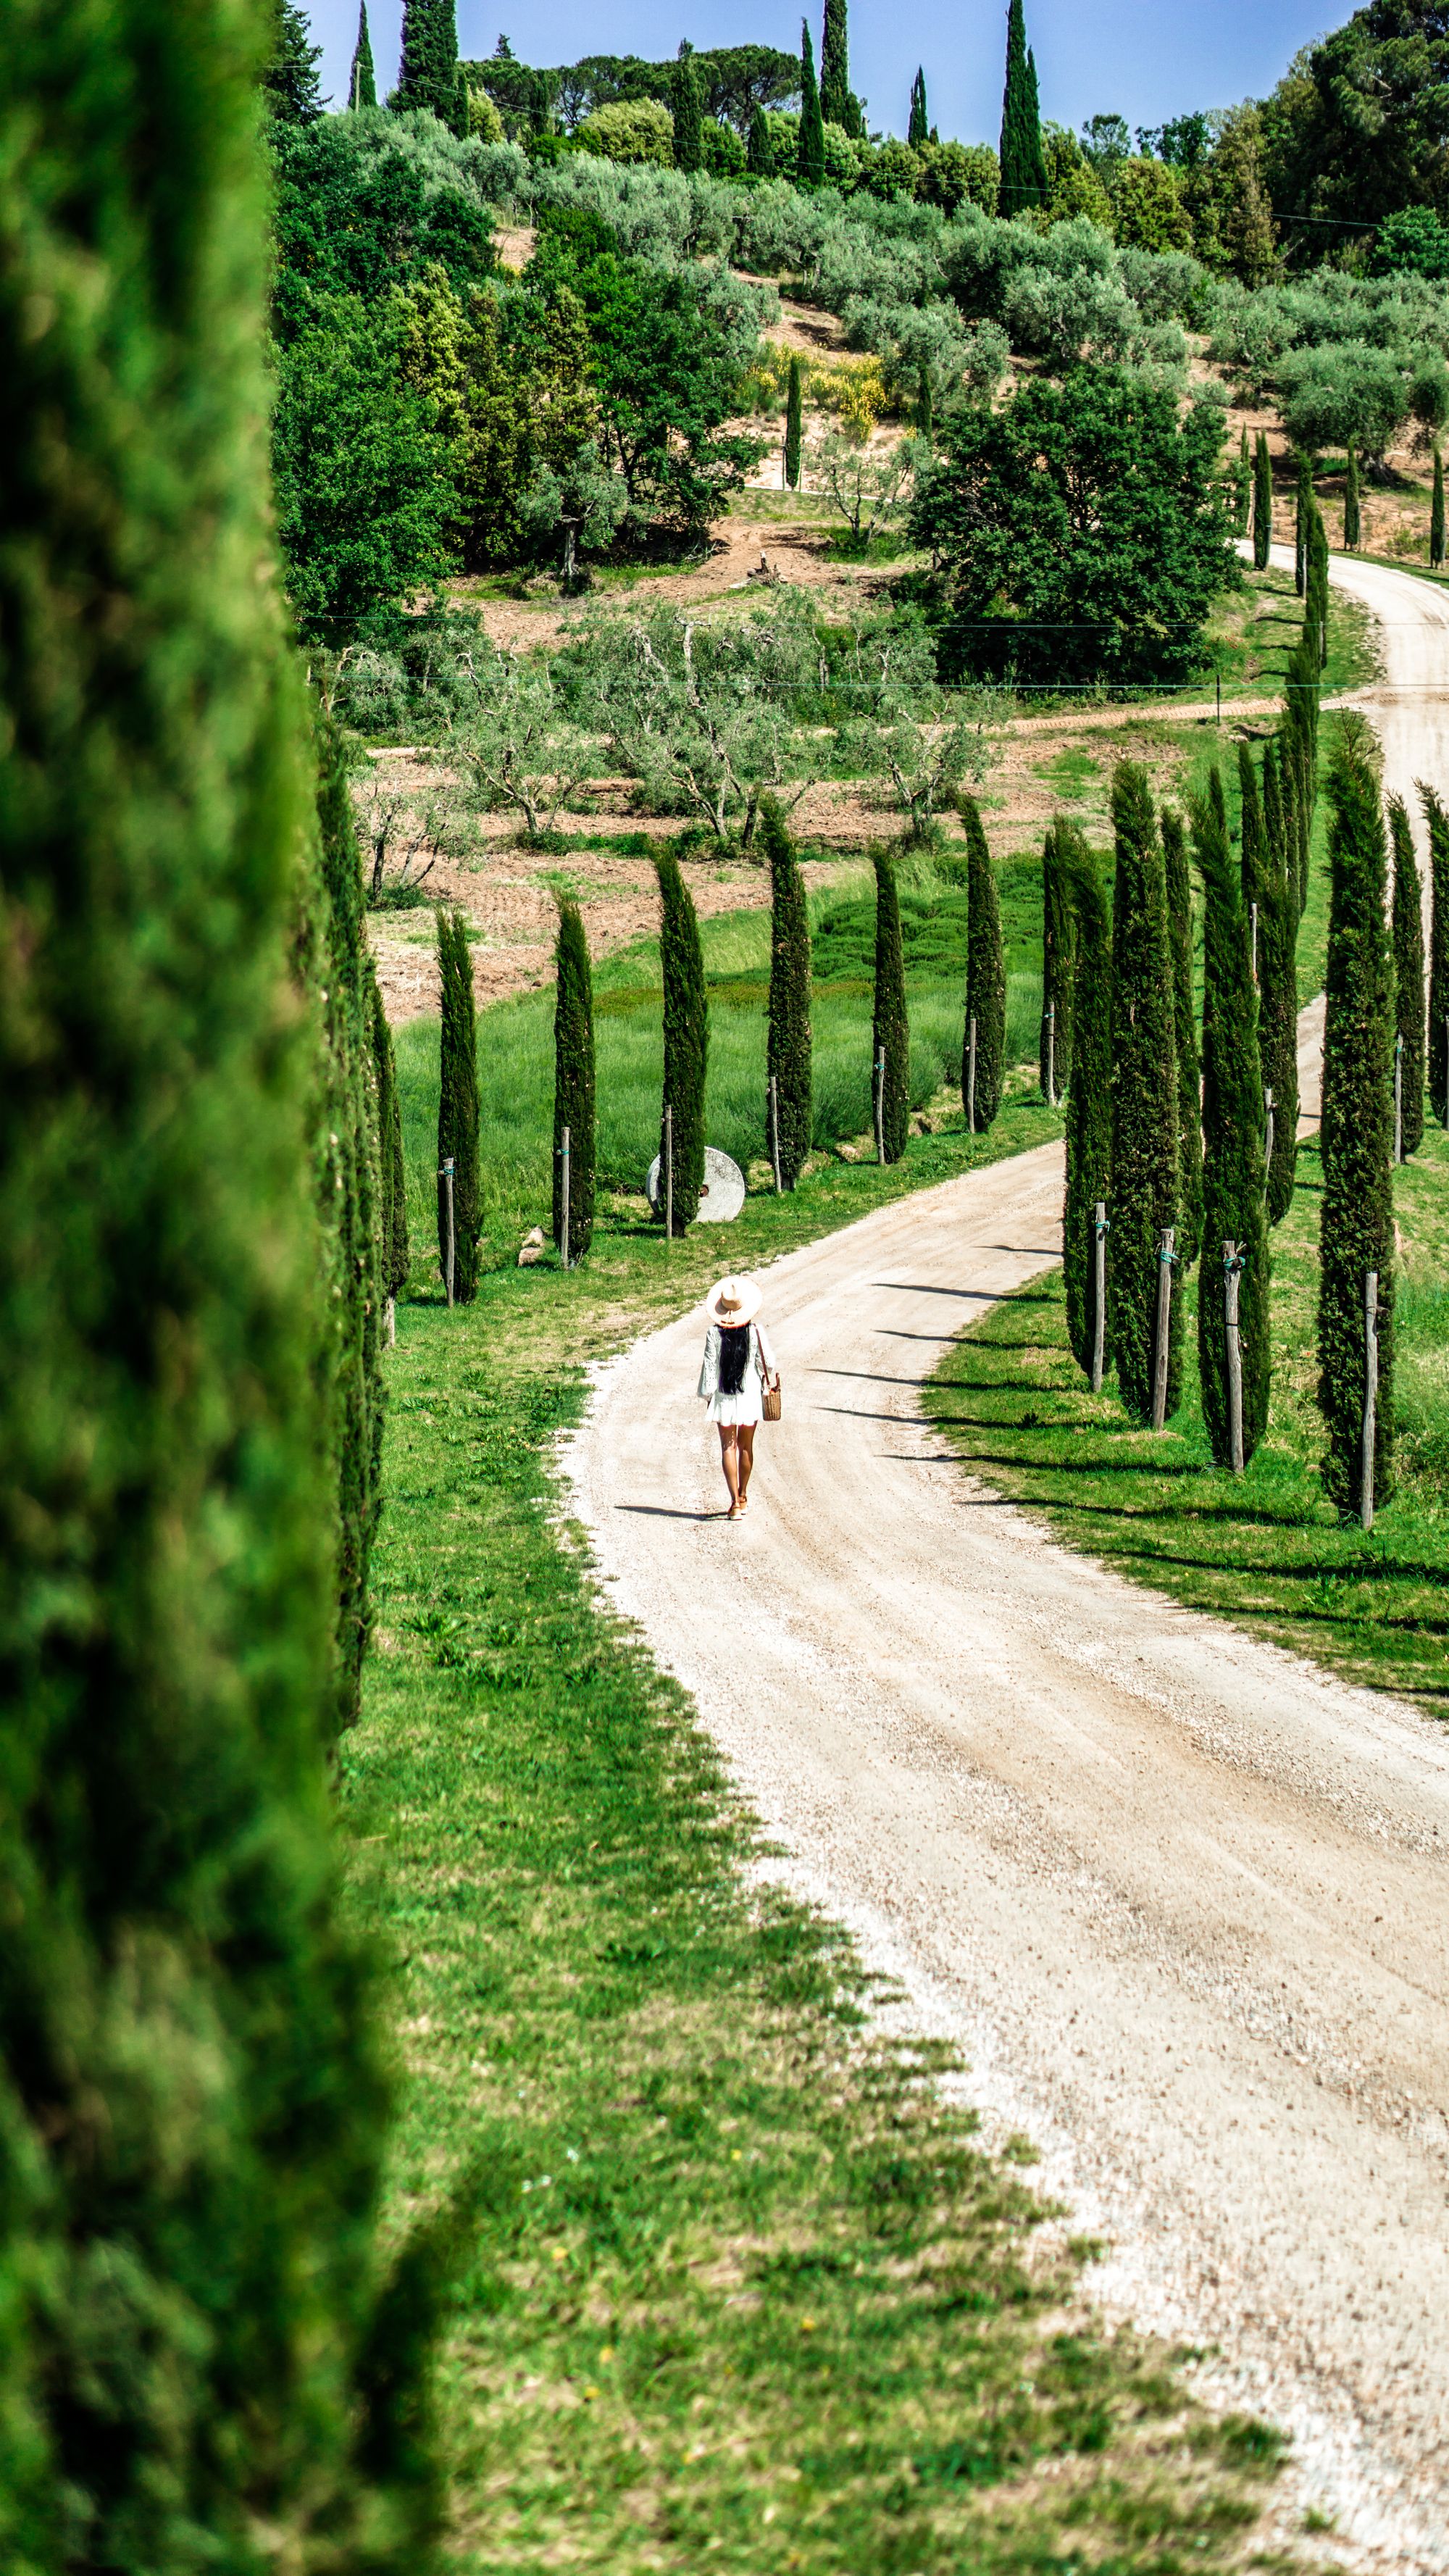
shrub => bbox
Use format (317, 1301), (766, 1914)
(574, 96), (675, 164)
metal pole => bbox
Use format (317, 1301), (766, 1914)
(967, 1014), (977, 1135)
(1224, 1241), (1244, 1473)
(1264, 1085), (1274, 1199)
(1394, 1031), (1404, 1165)
(664, 1103), (674, 1243)
(1151, 1227), (1175, 1433)
(1362, 1269), (1379, 1532)
(769, 1074), (782, 1194)
(1045, 1001), (1056, 1107)
(560, 1123), (571, 1272)
(1250, 899), (1258, 988)
(1092, 1202), (1108, 1395)
(874, 1048), (885, 1164)
(441, 1157), (455, 1309)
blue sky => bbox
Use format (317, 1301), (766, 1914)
(310, 0), (1338, 144)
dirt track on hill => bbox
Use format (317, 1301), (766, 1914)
(566, 554), (1449, 2568)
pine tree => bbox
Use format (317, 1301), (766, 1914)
(1294, 451), (1312, 596)
(1344, 443), (1361, 550)
(908, 67), (929, 148)
(872, 852), (911, 1161)
(761, 799), (814, 1186)
(1061, 834), (1114, 1377)
(1161, 807), (1203, 1266)
(1259, 775), (1300, 1225)
(1432, 446), (1446, 570)
(748, 104), (772, 172)
(371, 973), (411, 1327)
(999, 0), (1048, 211)
(785, 356), (803, 489)
(1193, 772), (1271, 1464)
(1318, 738), (1396, 1515)
(656, 851), (709, 1230)
(671, 46), (703, 172)
(1424, 784), (1449, 1126)
(398, 0), (459, 120)
(1390, 796), (1427, 1159)
(820, 0), (851, 132)
(0, 0), (440, 2554)
(553, 901), (596, 1259)
(1107, 764), (1182, 1423)
(265, 0), (325, 123)
(1252, 429), (1273, 572)
(436, 909), (480, 1299)
(960, 794), (1006, 1130)
(1040, 818), (1076, 1104)
(797, 22), (827, 186)
(1235, 426), (1251, 538)
(350, 0), (377, 106)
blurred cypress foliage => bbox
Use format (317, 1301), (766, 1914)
(872, 852), (910, 1161)
(1161, 807), (1203, 1266)
(1040, 818), (1075, 1103)
(656, 851), (708, 1227)
(372, 971), (412, 1323)
(552, 899), (596, 1259)
(761, 797), (813, 1187)
(1193, 771), (1271, 1464)
(436, 909), (480, 1298)
(1424, 784), (1449, 1125)
(1389, 796), (1426, 1159)
(960, 794), (1005, 1130)
(1061, 833), (1113, 1377)
(1319, 738), (1396, 1515)
(1107, 764), (1182, 1423)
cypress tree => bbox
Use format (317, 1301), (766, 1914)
(1344, 443), (1361, 550)
(350, 0), (378, 107)
(656, 851), (709, 1230)
(1424, 784), (1449, 1125)
(1390, 796), (1427, 1158)
(1262, 733), (1287, 896)
(1161, 808), (1203, 1267)
(671, 46), (703, 172)
(785, 355), (803, 490)
(820, 0), (851, 131)
(999, 0), (1047, 211)
(1308, 502), (1330, 669)
(797, 22), (827, 186)
(872, 852), (911, 1161)
(371, 972), (411, 1330)
(762, 798), (814, 1186)
(398, 0), (459, 120)
(0, 0), (439, 2554)
(1259, 778), (1300, 1225)
(553, 900), (596, 1259)
(1040, 818), (1076, 1104)
(1433, 446), (1446, 570)
(1107, 764), (1182, 1423)
(1252, 430), (1273, 572)
(1193, 773), (1271, 1464)
(436, 908), (480, 1299)
(960, 794), (1006, 1130)
(1238, 738), (1271, 940)
(1234, 426), (1251, 538)
(747, 104), (772, 172)
(1294, 451), (1312, 596)
(1318, 738), (1396, 1515)
(908, 66), (929, 148)
(1061, 835), (1114, 1377)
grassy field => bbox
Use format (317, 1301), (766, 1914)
(924, 1121), (1449, 1712)
(349, 1099), (1302, 2572)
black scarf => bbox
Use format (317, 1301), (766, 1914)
(717, 1322), (750, 1395)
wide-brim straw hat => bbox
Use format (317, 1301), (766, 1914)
(705, 1275), (761, 1327)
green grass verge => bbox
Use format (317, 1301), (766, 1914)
(348, 1109), (1295, 2571)
(924, 1123), (1449, 1713)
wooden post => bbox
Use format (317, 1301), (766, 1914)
(1250, 899), (1258, 988)
(769, 1073), (782, 1194)
(1361, 1269), (1379, 1532)
(966, 1014), (977, 1135)
(874, 1048), (885, 1165)
(441, 1156), (455, 1309)
(1394, 1031), (1403, 1165)
(1264, 1085), (1274, 1199)
(384, 1296), (396, 1349)
(1092, 1201), (1108, 1395)
(1044, 1001), (1055, 1107)
(560, 1124), (571, 1271)
(1224, 1241), (1244, 1473)
(1151, 1227), (1175, 1433)
(664, 1103), (674, 1243)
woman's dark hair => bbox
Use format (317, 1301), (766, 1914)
(718, 1323), (750, 1396)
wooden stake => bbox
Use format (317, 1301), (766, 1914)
(664, 1103), (674, 1243)
(769, 1073), (782, 1194)
(1394, 1031), (1403, 1164)
(1224, 1241), (1244, 1472)
(560, 1124), (571, 1271)
(1044, 1001), (1055, 1106)
(441, 1156), (455, 1308)
(1361, 1268), (1379, 1532)
(1151, 1227), (1175, 1432)
(966, 1014), (977, 1135)
(874, 1048), (885, 1165)
(1092, 1201), (1108, 1395)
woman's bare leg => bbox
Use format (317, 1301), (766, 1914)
(717, 1425), (741, 1512)
(736, 1425), (756, 1505)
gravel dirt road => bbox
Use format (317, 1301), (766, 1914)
(565, 556), (1449, 2566)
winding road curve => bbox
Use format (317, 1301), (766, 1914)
(566, 555), (1449, 2567)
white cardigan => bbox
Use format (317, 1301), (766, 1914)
(697, 1320), (778, 1400)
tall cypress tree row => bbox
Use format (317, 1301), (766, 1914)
(1344, 445), (1361, 550)
(350, 0), (377, 106)
(1424, 785), (1449, 1125)
(0, 0), (439, 2556)
(797, 22), (827, 185)
(1040, 818), (1076, 1102)
(785, 355), (803, 489)
(1234, 427), (1251, 538)
(436, 908), (480, 1299)
(1319, 738), (1397, 1515)
(670, 46), (703, 172)
(656, 851), (709, 1229)
(371, 972), (411, 1332)
(1259, 780), (1300, 1225)
(1252, 430), (1273, 571)
(1434, 446), (1446, 571)
(999, 0), (1047, 210)
(1294, 451), (1312, 595)
(1161, 808), (1203, 1266)
(1107, 764), (1182, 1423)
(398, 0), (459, 120)
(961, 793), (1006, 1130)
(1061, 832), (1114, 1377)
(553, 900), (596, 1259)
(872, 851), (911, 1161)
(1390, 796), (1427, 1158)
(908, 66), (929, 147)
(820, 0), (851, 130)
(1193, 774), (1271, 1464)
(761, 797), (814, 1185)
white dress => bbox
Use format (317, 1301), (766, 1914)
(698, 1320), (778, 1426)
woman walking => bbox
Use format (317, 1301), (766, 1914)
(698, 1276), (779, 1519)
